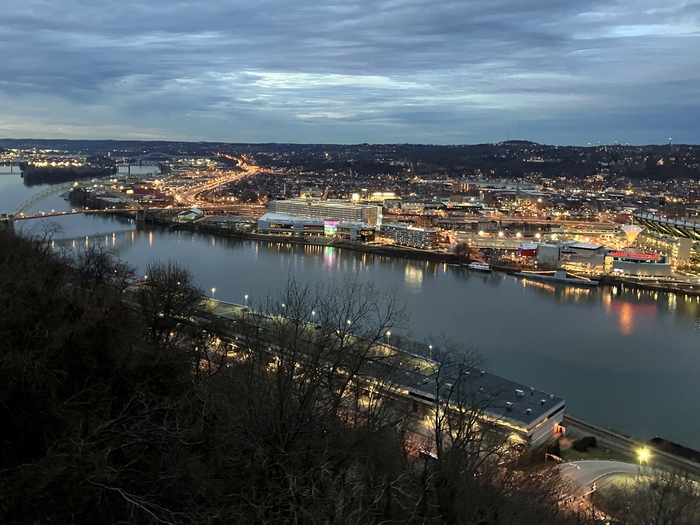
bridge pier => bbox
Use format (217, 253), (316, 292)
(0, 215), (14, 231)
(136, 206), (148, 224)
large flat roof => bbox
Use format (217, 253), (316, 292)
(392, 363), (564, 431)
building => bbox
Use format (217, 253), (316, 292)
(257, 213), (325, 235)
(561, 242), (605, 258)
(637, 232), (692, 262)
(604, 251), (671, 277)
(269, 199), (382, 226)
(176, 208), (203, 222)
(257, 213), (375, 241)
(537, 243), (562, 268)
(117, 163), (162, 176)
(380, 223), (439, 249)
(396, 365), (565, 449)
(331, 221), (376, 242)
(518, 243), (538, 258)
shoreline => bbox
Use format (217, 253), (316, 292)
(141, 212), (699, 298)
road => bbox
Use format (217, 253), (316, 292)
(564, 414), (700, 476)
(559, 460), (639, 495)
(173, 158), (262, 206)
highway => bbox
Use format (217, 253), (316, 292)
(173, 158), (263, 206)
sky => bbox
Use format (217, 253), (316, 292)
(1, 0), (699, 145)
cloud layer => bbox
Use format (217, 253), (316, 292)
(1, 0), (699, 144)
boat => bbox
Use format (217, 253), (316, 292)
(514, 269), (599, 286)
(467, 262), (492, 272)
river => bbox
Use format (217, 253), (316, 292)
(2, 173), (699, 449)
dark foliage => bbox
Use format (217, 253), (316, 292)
(0, 230), (597, 524)
(572, 436), (598, 452)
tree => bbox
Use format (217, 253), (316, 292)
(136, 261), (205, 347)
(0, 232), (598, 524)
(602, 469), (700, 525)
(223, 276), (416, 522)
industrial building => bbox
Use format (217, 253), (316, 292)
(395, 365), (565, 449)
(269, 199), (382, 226)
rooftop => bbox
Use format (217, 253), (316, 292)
(392, 363), (565, 431)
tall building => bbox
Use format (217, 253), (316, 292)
(269, 199), (382, 226)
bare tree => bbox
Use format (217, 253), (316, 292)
(72, 242), (135, 294)
(602, 468), (700, 525)
(224, 276), (416, 522)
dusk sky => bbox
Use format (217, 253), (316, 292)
(1, 0), (699, 145)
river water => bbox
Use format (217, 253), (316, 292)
(2, 174), (699, 449)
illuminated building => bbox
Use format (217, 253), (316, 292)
(637, 232), (692, 261)
(604, 251), (671, 277)
(380, 223), (439, 249)
(395, 366), (565, 449)
(257, 213), (374, 241)
(269, 199), (382, 226)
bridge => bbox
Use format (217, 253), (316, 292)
(1, 181), (146, 229)
(136, 152), (176, 162)
(10, 181), (143, 217)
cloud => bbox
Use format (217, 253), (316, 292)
(1, 0), (699, 143)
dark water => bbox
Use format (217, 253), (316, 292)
(3, 174), (700, 449)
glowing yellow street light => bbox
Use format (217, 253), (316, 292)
(637, 447), (649, 480)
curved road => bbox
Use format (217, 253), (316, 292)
(560, 460), (639, 494)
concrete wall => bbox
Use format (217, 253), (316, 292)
(612, 260), (671, 277)
(528, 409), (565, 449)
(537, 244), (562, 268)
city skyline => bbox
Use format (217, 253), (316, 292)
(1, 0), (699, 145)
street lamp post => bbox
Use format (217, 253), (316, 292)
(311, 310), (316, 323)
(637, 448), (648, 480)
(211, 287), (216, 300)
(385, 331), (391, 346)
(429, 344), (433, 360)
(244, 294), (248, 307)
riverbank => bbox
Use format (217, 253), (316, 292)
(147, 213), (465, 263)
(142, 212), (700, 297)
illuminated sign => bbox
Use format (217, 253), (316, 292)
(608, 251), (661, 259)
(324, 220), (338, 236)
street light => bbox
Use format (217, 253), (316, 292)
(385, 331), (391, 345)
(637, 448), (649, 480)
(429, 344), (433, 359)
(244, 294), (248, 307)
(211, 287), (216, 299)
